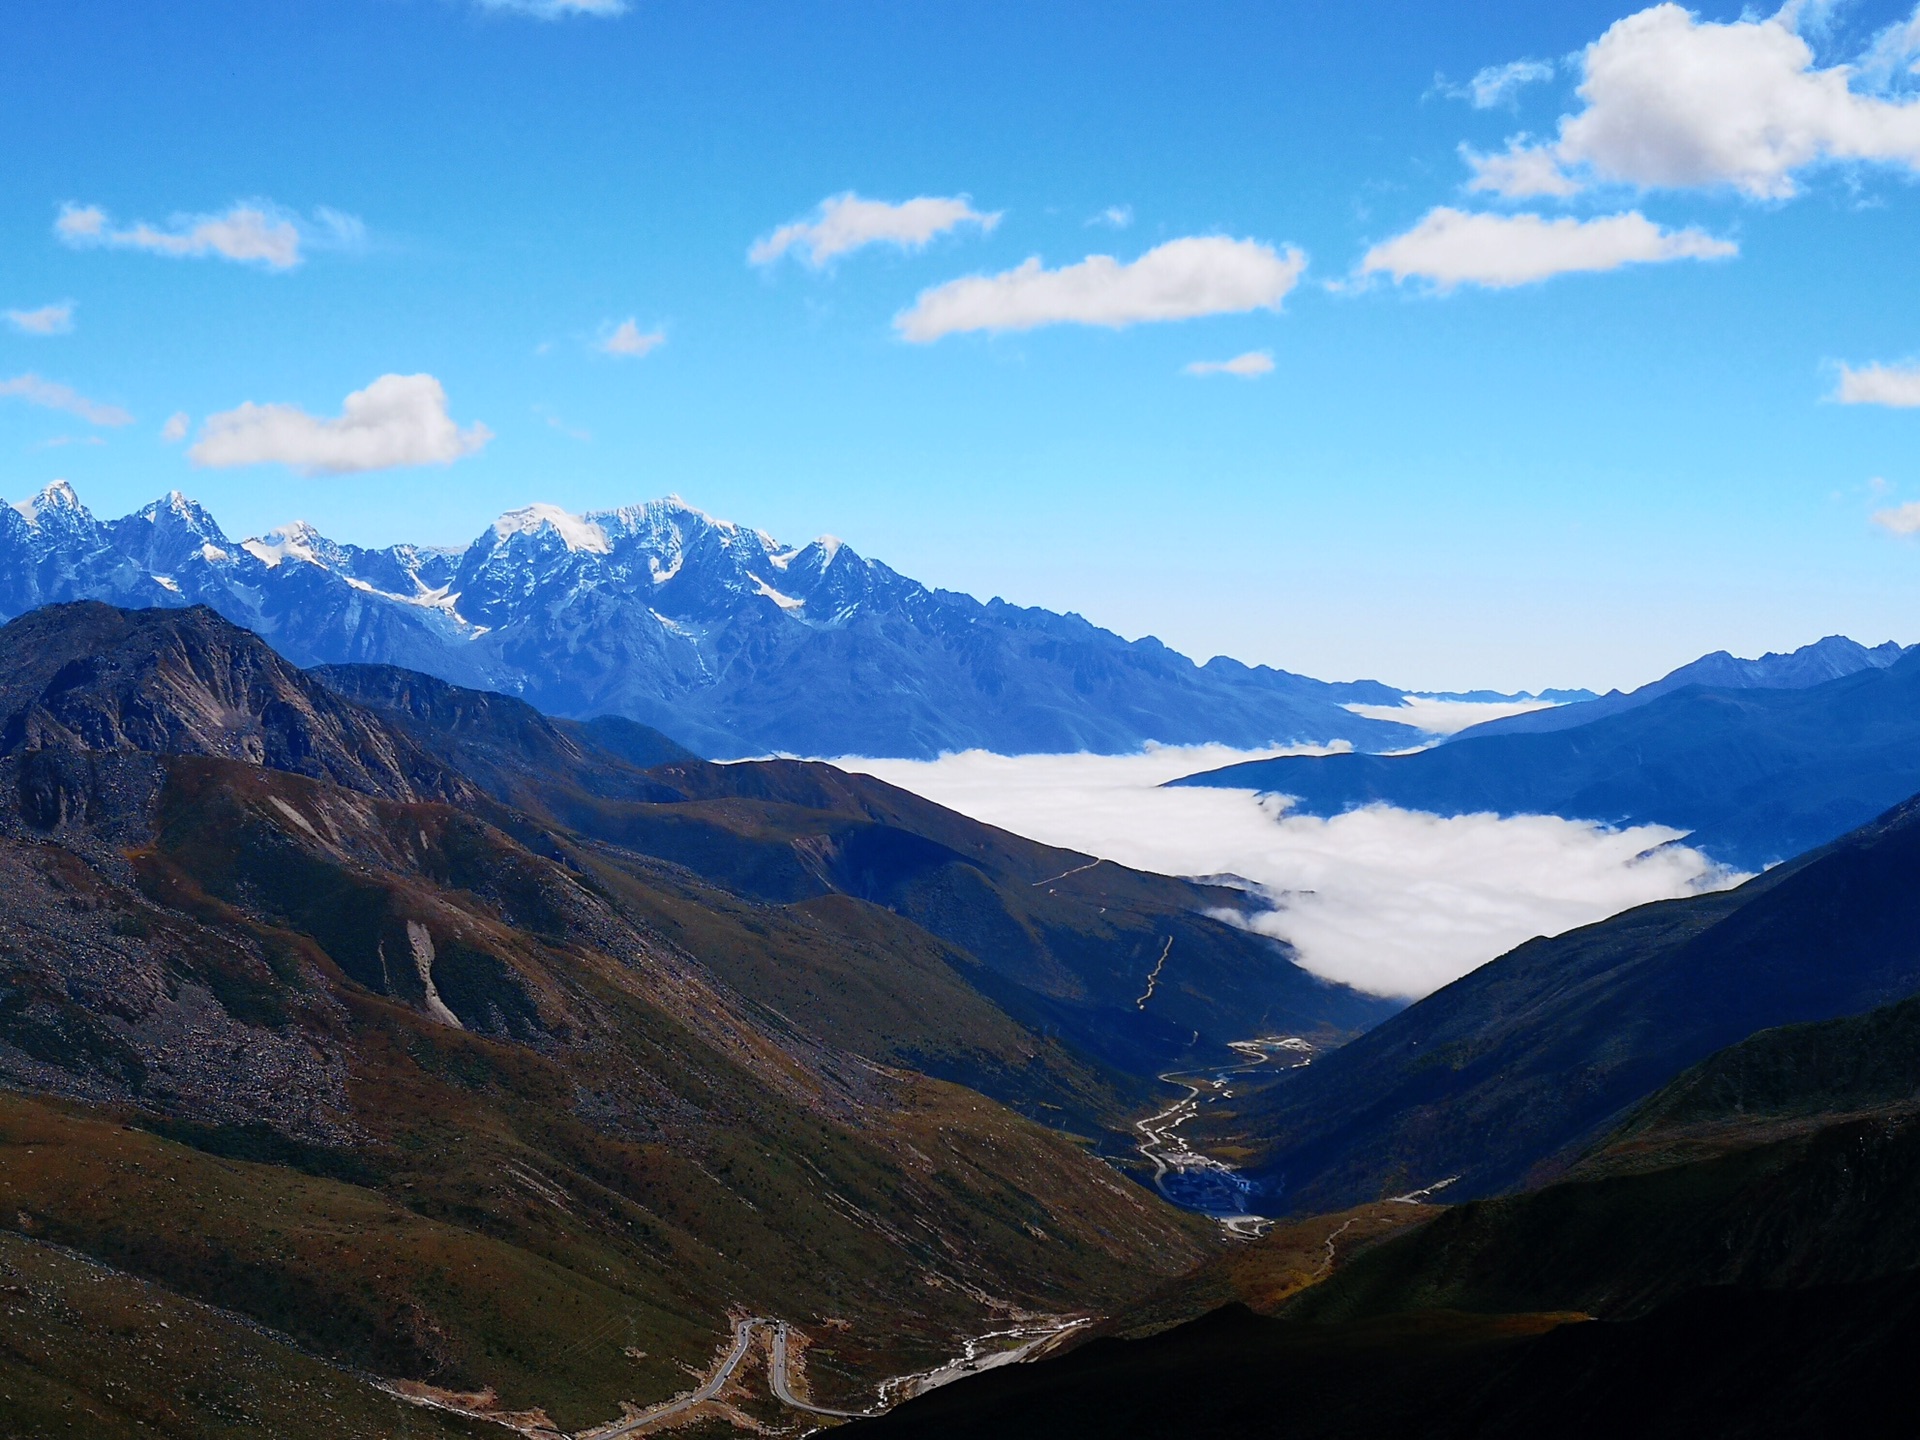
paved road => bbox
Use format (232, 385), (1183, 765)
(767, 1322), (872, 1419)
(587, 1316), (760, 1438)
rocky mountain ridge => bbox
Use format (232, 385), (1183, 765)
(0, 482), (1429, 758)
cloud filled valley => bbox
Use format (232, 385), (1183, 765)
(839, 745), (1741, 998)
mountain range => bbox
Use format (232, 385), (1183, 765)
(0, 482), (1442, 760)
(1176, 637), (1920, 869)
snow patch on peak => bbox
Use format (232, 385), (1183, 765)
(245, 521), (329, 569)
(490, 503), (611, 555)
(13, 479), (82, 524)
(815, 535), (844, 565)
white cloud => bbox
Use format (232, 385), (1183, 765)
(5, 303), (74, 336)
(160, 412), (190, 444)
(473, 0), (627, 13)
(1872, 501), (1920, 534)
(1360, 207), (1735, 289)
(0, 373), (133, 427)
(1464, 141), (1584, 197)
(189, 374), (491, 475)
(1475, 3), (1920, 200)
(598, 319), (666, 357)
(1090, 205), (1135, 229)
(750, 193), (1000, 267)
(833, 746), (1739, 998)
(1835, 360), (1920, 407)
(54, 200), (361, 270)
(1451, 59), (1556, 109)
(1185, 351), (1275, 378)
(897, 237), (1308, 342)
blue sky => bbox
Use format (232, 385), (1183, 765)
(6, 0), (1920, 692)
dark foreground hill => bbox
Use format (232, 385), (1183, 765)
(0, 602), (1391, 1432)
(841, 991), (1920, 1440)
(1176, 647), (1920, 869)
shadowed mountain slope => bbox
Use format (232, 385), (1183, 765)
(1175, 649), (1920, 869)
(316, 664), (1396, 1086)
(1182, 789), (1920, 1216)
(846, 990), (1920, 1440)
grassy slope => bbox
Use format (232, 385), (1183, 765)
(0, 1230), (494, 1440)
(2, 756), (1213, 1429)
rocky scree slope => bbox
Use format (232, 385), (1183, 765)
(0, 481), (1424, 758)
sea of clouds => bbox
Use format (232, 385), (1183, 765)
(833, 743), (1744, 999)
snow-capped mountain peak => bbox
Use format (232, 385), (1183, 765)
(488, 503), (611, 555)
(0, 481), (1432, 759)
(12, 479), (85, 526)
(243, 520), (333, 569)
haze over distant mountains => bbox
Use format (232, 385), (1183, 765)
(0, 482), (1461, 760)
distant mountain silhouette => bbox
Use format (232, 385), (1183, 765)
(1174, 649), (1920, 869)
(1449, 634), (1911, 742)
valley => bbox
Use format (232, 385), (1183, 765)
(17, 2), (1920, 1431)
(0, 594), (1916, 1436)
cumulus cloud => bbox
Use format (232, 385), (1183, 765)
(1473, 3), (1920, 199)
(1834, 360), (1920, 407)
(474, 0), (626, 13)
(189, 373), (491, 475)
(0, 373), (132, 427)
(1448, 59), (1556, 109)
(1359, 207), (1735, 289)
(835, 746), (1739, 998)
(54, 200), (362, 270)
(750, 192), (1000, 267)
(597, 319), (666, 358)
(5, 302), (74, 336)
(897, 237), (1308, 342)
(159, 412), (190, 444)
(1872, 501), (1920, 534)
(1185, 351), (1275, 378)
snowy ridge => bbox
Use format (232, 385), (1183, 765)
(0, 482), (1441, 759)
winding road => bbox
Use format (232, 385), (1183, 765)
(586, 1317), (762, 1437)
(1133, 1035), (1317, 1237)
(767, 1322), (872, 1419)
